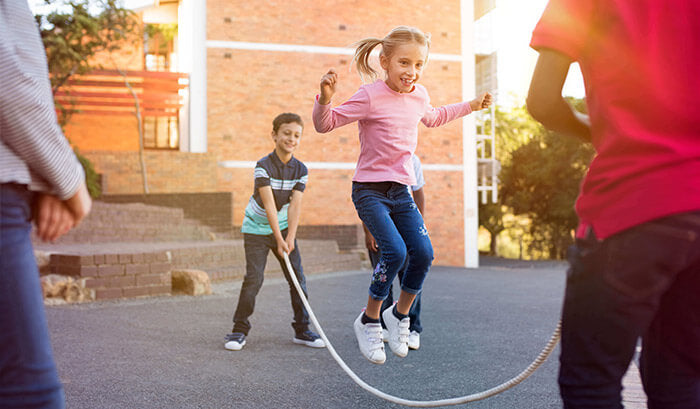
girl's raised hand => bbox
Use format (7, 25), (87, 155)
(470, 92), (494, 111)
(319, 68), (338, 105)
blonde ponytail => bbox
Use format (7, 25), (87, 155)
(352, 26), (431, 83)
(352, 38), (383, 82)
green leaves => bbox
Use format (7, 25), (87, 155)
(34, 1), (138, 198)
(479, 100), (594, 259)
(36, 0), (138, 98)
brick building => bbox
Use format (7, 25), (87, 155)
(63, 0), (493, 267)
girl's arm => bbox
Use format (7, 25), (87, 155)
(421, 92), (493, 128)
(312, 71), (370, 133)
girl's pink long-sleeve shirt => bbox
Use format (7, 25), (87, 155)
(313, 80), (472, 186)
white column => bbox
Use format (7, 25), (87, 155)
(181, 0), (207, 153)
(461, 0), (479, 268)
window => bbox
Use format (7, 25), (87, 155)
(143, 116), (179, 150)
(144, 23), (177, 72)
(142, 23), (182, 150)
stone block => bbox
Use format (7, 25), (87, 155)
(35, 250), (53, 275)
(41, 274), (93, 303)
(171, 269), (212, 296)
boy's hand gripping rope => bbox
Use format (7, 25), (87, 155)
(282, 252), (561, 407)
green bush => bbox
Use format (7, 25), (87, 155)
(74, 149), (101, 198)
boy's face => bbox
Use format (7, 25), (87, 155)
(271, 122), (302, 155)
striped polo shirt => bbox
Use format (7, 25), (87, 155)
(241, 151), (308, 235)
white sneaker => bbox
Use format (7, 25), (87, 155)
(353, 312), (386, 364)
(382, 329), (388, 343)
(408, 331), (420, 350)
(224, 332), (246, 351)
(381, 307), (409, 357)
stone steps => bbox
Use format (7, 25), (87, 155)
(33, 201), (213, 244)
(33, 201), (365, 302)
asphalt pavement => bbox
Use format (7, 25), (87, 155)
(47, 259), (568, 408)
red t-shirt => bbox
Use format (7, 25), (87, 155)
(531, 0), (700, 239)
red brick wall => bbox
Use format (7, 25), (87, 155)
(208, 0), (467, 265)
(207, 0), (461, 54)
(86, 151), (219, 194)
(65, 1), (470, 266)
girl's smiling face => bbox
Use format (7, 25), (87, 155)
(380, 41), (428, 93)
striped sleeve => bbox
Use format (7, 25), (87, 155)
(253, 163), (271, 188)
(0, 1), (84, 199)
(293, 163), (308, 192)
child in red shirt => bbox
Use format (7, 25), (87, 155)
(528, 1), (700, 408)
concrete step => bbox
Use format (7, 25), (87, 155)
(33, 201), (214, 244)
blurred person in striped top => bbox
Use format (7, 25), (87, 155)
(1, 1), (92, 408)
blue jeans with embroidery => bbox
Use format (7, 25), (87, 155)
(351, 182), (433, 300)
(560, 213), (700, 409)
(0, 184), (65, 408)
(369, 249), (423, 333)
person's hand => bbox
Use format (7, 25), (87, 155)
(285, 235), (296, 254)
(276, 238), (291, 258)
(35, 194), (75, 242)
(64, 181), (92, 226)
(364, 231), (378, 252)
(319, 68), (338, 105)
(470, 92), (493, 111)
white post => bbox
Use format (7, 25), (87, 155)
(182, 0), (207, 153)
(461, 0), (479, 268)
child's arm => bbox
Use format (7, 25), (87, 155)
(313, 69), (369, 133)
(362, 223), (378, 252)
(412, 187), (425, 216)
(318, 68), (337, 105)
(527, 49), (591, 142)
(258, 185), (289, 257)
(421, 92), (493, 128)
(285, 190), (303, 253)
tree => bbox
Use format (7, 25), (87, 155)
(35, 0), (138, 197)
(36, 0), (138, 124)
(501, 99), (594, 259)
(478, 105), (542, 256)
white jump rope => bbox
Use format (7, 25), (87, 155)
(282, 252), (562, 407)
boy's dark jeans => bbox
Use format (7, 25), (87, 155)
(232, 231), (310, 335)
(560, 212), (700, 409)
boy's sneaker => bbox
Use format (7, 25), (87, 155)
(224, 332), (246, 351)
(293, 330), (326, 348)
(381, 307), (409, 357)
(353, 312), (386, 364)
(382, 328), (388, 343)
(408, 330), (420, 350)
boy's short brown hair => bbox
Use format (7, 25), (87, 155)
(272, 113), (303, 133)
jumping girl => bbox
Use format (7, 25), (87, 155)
(313, 26), (492, 364)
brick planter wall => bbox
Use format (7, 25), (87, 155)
(50, 251), (172, 300)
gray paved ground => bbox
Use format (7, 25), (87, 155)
(47, 261), (569, 408)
